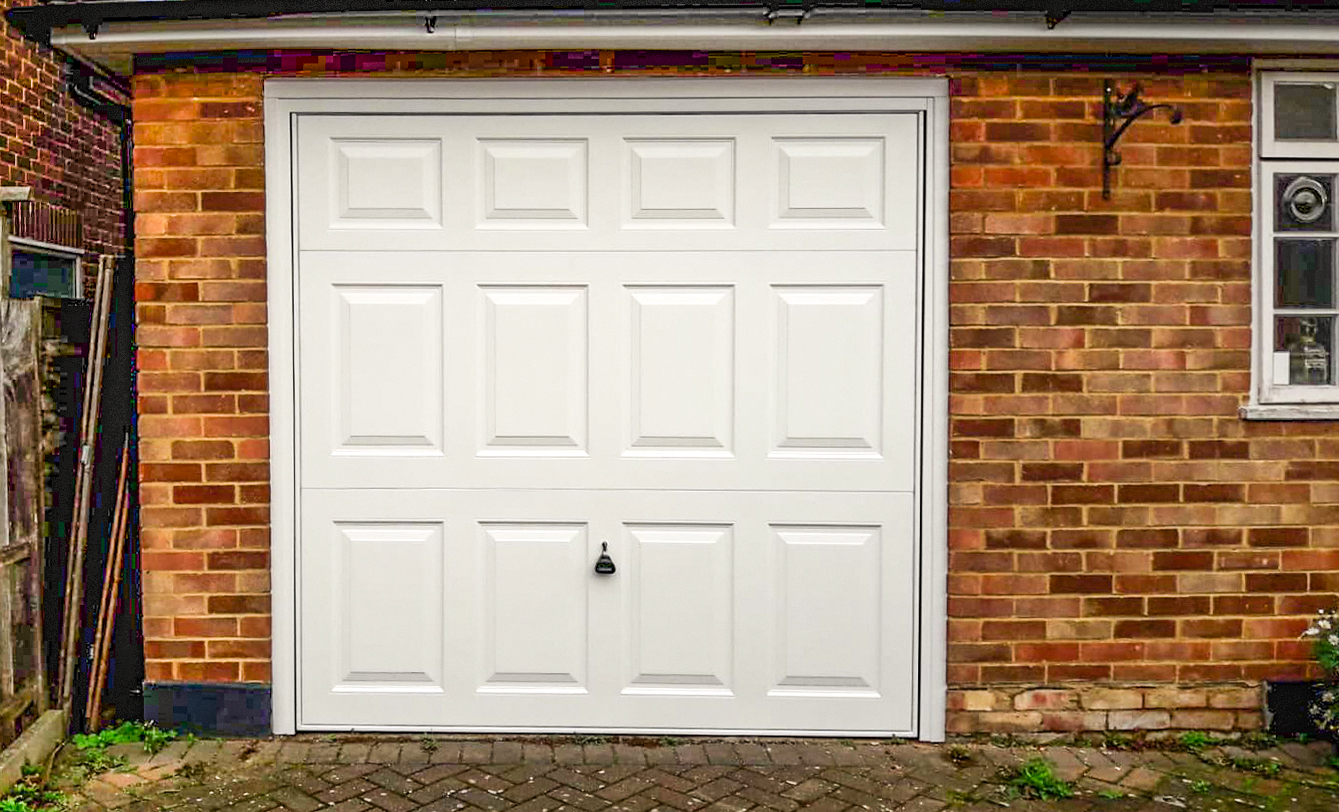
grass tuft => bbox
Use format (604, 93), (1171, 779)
(999, 757), (1074, 800)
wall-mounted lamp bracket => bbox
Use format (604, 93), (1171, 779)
(1102, 80), (1183, 200)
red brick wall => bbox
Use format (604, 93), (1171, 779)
(945, 70), (1337, 732)
(2, 4), (124, 258)
(131, 55), (1339, 732)
(132, 73), (269, 683)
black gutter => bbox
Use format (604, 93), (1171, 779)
(9, 0), (1339, 42)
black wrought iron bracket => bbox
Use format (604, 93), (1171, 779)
(1102, 79), (1184, 199)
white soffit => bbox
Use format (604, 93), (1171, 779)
(51, 11), (1339, 75)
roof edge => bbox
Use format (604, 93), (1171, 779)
(9, 0), (1339, 42)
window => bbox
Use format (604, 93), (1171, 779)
(1252, 72), (1339, 416)
(7, 237), (81, 300)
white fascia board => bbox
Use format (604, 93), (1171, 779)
(52, 11), (1339, 75)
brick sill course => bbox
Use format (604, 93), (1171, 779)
(948, 682), (1264, 735)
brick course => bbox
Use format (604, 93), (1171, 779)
(133, 54), (1338, 732)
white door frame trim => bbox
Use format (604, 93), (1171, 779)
(264, 76), (950, 740)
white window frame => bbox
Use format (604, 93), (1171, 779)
(1248, 69), (1339, 420)
(7, 235), (84, 299)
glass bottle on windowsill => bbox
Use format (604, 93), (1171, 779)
(1288, 317), (1330, 385)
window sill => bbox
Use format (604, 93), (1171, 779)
(1240, 403), (1339, 421)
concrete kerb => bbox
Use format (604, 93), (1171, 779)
(0, 709), (68, 795)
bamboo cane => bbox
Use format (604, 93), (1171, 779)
(85, 436), (130, 732)
(58, 256), (114, 713)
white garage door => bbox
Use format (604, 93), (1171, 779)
(293, 103), (926, 734)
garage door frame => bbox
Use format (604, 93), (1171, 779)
(263, 76), (950, 740)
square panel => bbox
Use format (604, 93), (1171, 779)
(1275, 174), (1334, 232)
(480, 286), (589, 454)
(770, 526), (882, 696)
(623, 525), (734, 695)
(1276, 239), (1335, 309)
(481, 524), (589, 691)
(331, 285), (444, 455)
(626, 286), (735, 456)
(479, 139), (588, 227)
(1275, 83), (1338, 141)
(771, 286), (884, 457)
(773, 137), (886, 228)
(333, 523), (445, 690)
(330, 139), (443, 228)
(1275, 316), (1335, 386)
(625, 138), (735, 227)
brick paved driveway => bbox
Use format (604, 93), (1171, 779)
(61, 736), (1339, 812)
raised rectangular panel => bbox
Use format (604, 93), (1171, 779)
(481, 524), (588, 691)
(333, 523), (444, 690)
(627, 287), (734, 456)
(773, 138), (885, 228)
(481, 287), (588, 454)
(479, 139), (588, 226)
(772, 286), (883, 457)
(330, 139), (443, 229)
(626, 139), (734, 226)
(624, 526), (733, 695)
(771, 526), (881, 696)
(332, 286), (444, 455)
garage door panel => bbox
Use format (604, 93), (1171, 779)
(773, 137), (886, 228)
(625, 286), (735, 456)
(329, 138), (445, 229)
(623, 525), (735, 695)
(771, 285), (884, 457)
(624, 138), (736, 227)
(330, 284), (445, 455)
(480, 286), (589, 454)
(303, 521), (447, 699)
(478, 139), (590, 228)
(481, 524), (589, 692)
(300, 251), (917, 491)
(771, 525), (883, 695)
(299, 114), (918, 252)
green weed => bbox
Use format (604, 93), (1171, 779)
(944, 744), (973, 766)
(0, 774), (67, 812)
(999, 758), (1074, 801)
(1097, 788), (1125, 799)
(1189, 779), (1211, 794)
(73, 721), (178, 756)
(1178, 731), (1216, 752)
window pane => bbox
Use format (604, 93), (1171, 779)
(1275, 83), (1338, 141)
(1276, 315), (1334, 386)
(1276, 239), (1335, 308)
(1276, 174), (1334, 232)
(9, 249), (77, 299)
